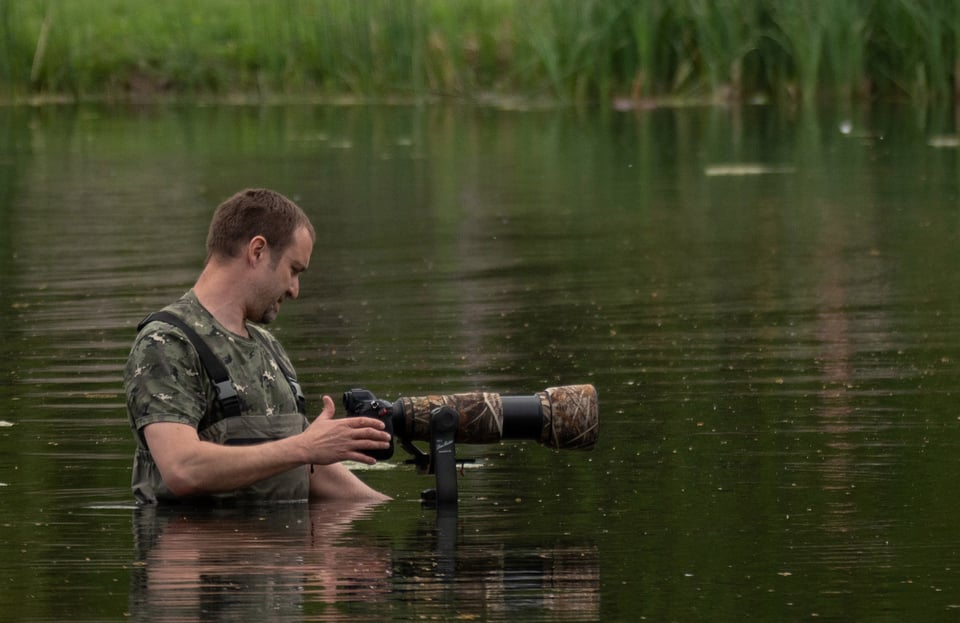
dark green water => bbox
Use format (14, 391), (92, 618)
(1, 102), (960, 622)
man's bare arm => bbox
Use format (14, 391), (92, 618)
(309, 463), (391, 502)
(144, 395), (391, 497)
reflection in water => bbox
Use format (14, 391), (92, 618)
(392, 506), (600, 621)
(130, 502), (599, 622)
(130, 502), (391, 621)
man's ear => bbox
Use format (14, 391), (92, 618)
(246, 235), (269, 266)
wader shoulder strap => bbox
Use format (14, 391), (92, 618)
(137, 311), (242, 419)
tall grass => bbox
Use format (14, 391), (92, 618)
(622, 0), (668, 100)
(767, 0), (835, 106)
(870, 0), (957, 101)
(1, 0), (957, 105)
(817, 0), (871, 103)
(511, 0), (634, 102)
(683, 0), (763, 99)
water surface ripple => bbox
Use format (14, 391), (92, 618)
(1, 104), (959, 621)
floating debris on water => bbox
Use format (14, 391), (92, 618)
(0, 421), (14, 427)
(343, 460), (398, 471)
(928, 135), (960, 148)
(704, 164), (795, 177)
(86, 503), (138, 510)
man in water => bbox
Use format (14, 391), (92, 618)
(124, 188), (391, 504)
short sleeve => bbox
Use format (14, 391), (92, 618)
(124, 323), (211, 443)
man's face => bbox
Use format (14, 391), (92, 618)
(252, 226), (314, 325)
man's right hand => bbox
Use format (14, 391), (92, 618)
(300, 395), (392, 465)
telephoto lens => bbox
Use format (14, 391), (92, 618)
(344, 384), (598, 450)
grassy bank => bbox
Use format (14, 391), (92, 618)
(1, 0), (958, 106)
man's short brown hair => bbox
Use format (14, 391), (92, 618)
(206, 189), (316, 263)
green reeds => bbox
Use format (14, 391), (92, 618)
(817, 0), (870, 103)
(870, 0), (956, 101)
(683, 0), (763, 100)
(767, 0), (830, 105)
(513, 0), (633, 102)
(623, 0), (669, 100)
(1, 0), (958, 106)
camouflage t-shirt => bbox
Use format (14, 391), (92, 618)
(125, 290), (311, 504)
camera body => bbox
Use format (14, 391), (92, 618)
(342, 389), (396, 460)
